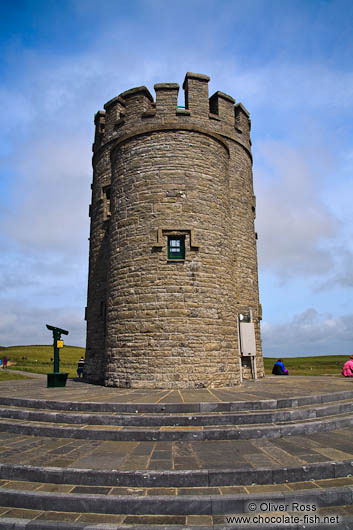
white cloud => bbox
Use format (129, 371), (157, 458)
(255, 139), (343, 280)
(0, 299), (85, 347)
(262, 308), (353, 356)
(315, 249), (353, 290)
(2, 134), (90, 253)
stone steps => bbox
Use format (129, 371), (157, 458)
(0, 479), (352, 515)
(1, 459), (353, 487)
(1, 506), (353, 529)
(1, 410), (353, 441)
(1, 388), (353, 413)
(1, 431), (353, 526)
(2, 398), (353, 426)
(1, 380), (353, 528)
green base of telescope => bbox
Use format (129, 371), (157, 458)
(47, 372), (68, 388)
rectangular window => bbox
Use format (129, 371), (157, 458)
(102, 185), (111, 217)
(104, 186), (111, 201)
(168, 236), (185, 260)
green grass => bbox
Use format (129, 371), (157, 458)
(1, 345), (85, 378)
(0, 370), (30, 381)
(264, 355), (348, 376)
(0, 346), (348, 380)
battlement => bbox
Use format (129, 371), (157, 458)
(209, 91), (235, 124)
(154, 83), (179, 116)
(93, 110), (106, 146)
(182, 72), (210, 118)
(94, 73), (251, 151)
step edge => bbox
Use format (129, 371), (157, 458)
(1, 460), (353, 487)
(0, 388), (352, 414)
(0, 485), (352, 515)
(0, 413), (353, 441)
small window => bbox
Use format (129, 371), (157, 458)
(99, 301), (106, 317)
(104, 187), (111, 201)
(168, 236), (185, 260)
(102, 185), (111, 217)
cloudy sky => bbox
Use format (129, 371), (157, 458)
(0, 0), (352, 356)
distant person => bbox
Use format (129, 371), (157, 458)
(2, 356), (7, 369)
(341, 355), (353, 377)
(77, 357), (85, 379)
(272, 359), (289, 376)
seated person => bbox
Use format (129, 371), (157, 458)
(341, 355), (353, 377)
(272, 359), (289, 375)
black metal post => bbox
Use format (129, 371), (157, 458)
(53, 329), (61, 373)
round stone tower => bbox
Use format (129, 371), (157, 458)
(85, 72), (264, 388)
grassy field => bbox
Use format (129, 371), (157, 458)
(0, 346), (348, 381)
(264, 355), (347, 376)
(0, 345), (85, 380)
(0, 370), (30, 381)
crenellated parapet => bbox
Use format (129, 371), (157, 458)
(183, 72), (210, 118)
(103, 94), (126, 139)
(93, 72), (252, 159)
(209, 91), (235, 123)
(93, 110), (106, 148)
(154, 83), (179, 117)
(235, 102), (251, 135)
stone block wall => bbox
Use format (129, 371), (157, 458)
(85, 72), (264, 387)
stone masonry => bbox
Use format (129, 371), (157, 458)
(85, 72), (264, 388)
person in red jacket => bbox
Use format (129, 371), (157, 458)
(341, 355), (353, 377)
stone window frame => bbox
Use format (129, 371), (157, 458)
(152, 227), (199, 262)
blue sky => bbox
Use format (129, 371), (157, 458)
(0, 0), (352, 356)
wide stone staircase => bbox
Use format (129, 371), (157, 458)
(0, 377), (353, 529)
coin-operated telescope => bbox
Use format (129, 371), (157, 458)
(46, 324), (69, 388)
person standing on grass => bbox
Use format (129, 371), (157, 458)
(2, 356), (7, 369)
(341, 355), (353, 377)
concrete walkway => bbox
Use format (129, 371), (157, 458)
(0, 375), (352, 473)
(0, 373), (351, 403)
(0, 375), (353, 528)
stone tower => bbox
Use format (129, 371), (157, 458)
(85, 72), (264, 388)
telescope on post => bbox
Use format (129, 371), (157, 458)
(46, 324), (69, 388)
(46, 324), (69, 335)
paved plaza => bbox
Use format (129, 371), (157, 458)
(0, 374), (352, 528)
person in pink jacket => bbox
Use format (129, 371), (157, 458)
(341, 355), (353, 377)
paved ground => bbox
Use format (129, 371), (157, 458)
(1, 428), (353, 471)
(0, 505), (352, 527)
(0, 373), (351, 403)
(2, 475), (353, 495)
(0, 375), (352, 527)
(0, 374), (352, 472)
